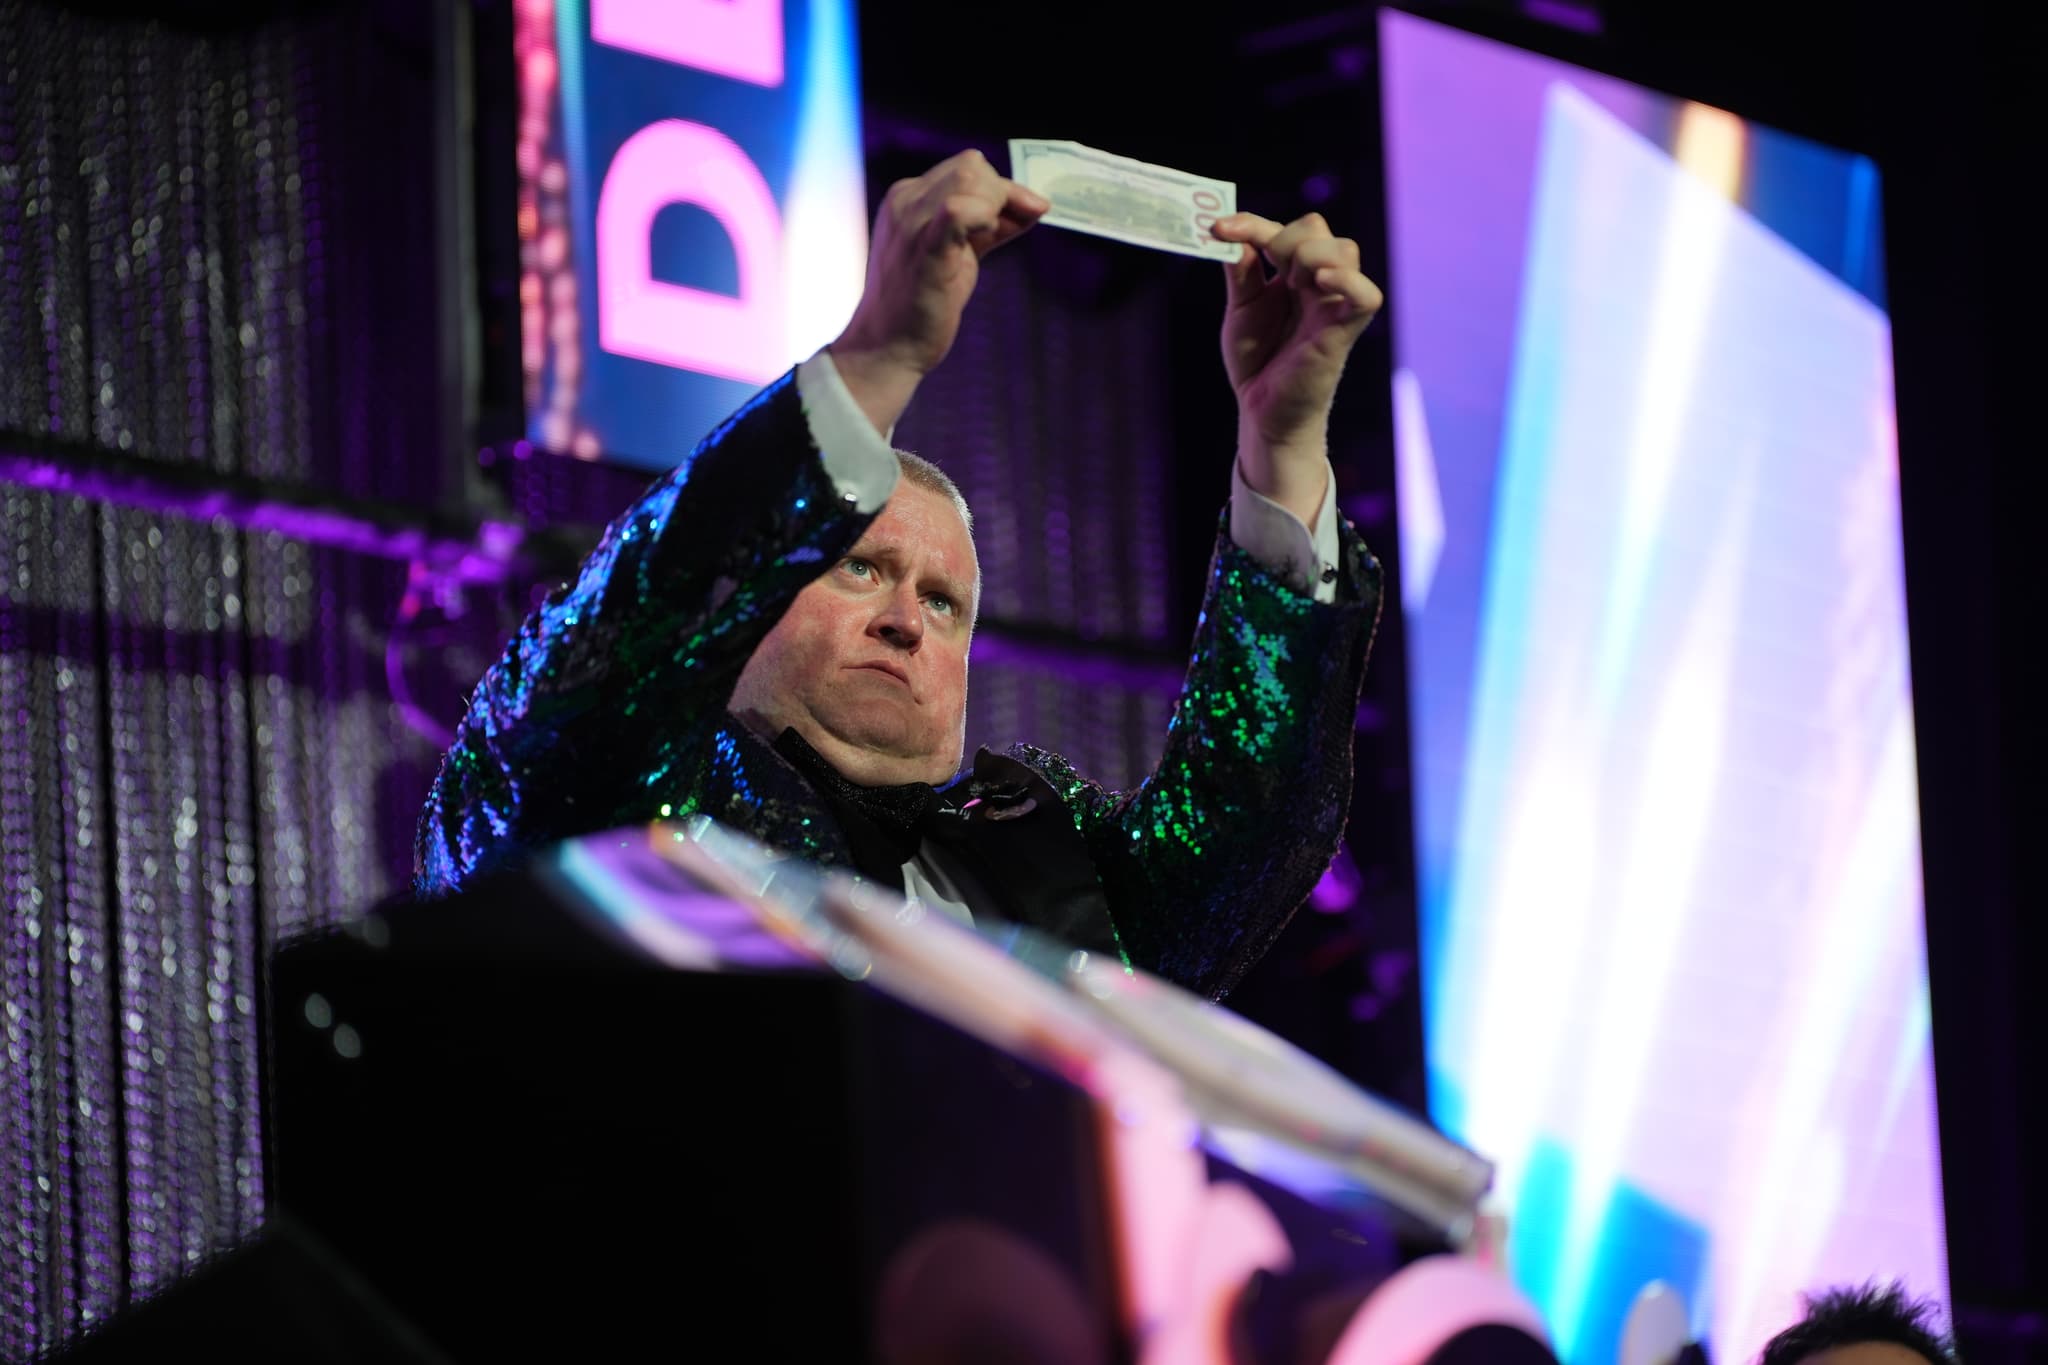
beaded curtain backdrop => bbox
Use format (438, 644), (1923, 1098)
(0, 3), (1196, 1355)
(0, 3), (450, 1352)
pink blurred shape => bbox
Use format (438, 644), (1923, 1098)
(874, 1219), (1109, 1365)
(1138, 1181), (1294, 1365)
(590, 0), (784, 86)
(1325, 1255), (1551, 1365)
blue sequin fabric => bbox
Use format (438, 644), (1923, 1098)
(415, 370), (1382, 998)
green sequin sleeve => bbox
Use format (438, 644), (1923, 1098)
(414, 371), (883, 894)
(1017, 515), (1383, 999)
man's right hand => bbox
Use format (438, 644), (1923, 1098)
(828, 150), (1049, 436)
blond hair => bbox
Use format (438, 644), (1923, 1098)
(894, 449), (973, 535)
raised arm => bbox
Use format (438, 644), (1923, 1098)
(1030, 210), (1389, 998)
(1215, 209), (1385, 530)
(831, 149), (1047, 434)
(415, 151), (1046, 894)
(412, 367), (884, 894)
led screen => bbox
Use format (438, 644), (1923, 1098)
(516, 0), (866, 468)
(1380, 12), (1946, 1363)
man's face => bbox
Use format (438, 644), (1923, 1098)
(729, 483), (978, 787)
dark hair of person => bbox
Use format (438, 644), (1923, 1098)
(1757, 1282), (1957, 1365)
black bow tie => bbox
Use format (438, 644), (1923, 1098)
(772, 729), (960, 887)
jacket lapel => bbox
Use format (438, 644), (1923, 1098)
(944, 749), (1120, 956)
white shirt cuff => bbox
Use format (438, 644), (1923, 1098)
(1228, 460), (1342, 604)
(795, 350), (899, 515)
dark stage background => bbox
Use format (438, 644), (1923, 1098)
(0, 0), (2039, 1359)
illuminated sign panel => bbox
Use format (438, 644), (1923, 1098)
(518, 0), (866, 468)
(1382, 12), (1945, 1364)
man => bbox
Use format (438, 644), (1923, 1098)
(415, 150), (1385, 999)
(1756, 1284), (1957, 1365)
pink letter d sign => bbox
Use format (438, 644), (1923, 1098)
(594, 120), (787, 385)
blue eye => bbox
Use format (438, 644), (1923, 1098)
(842, 557), (873, 578)
(927, 595), (955, 616)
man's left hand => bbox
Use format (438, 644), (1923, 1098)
(1212, 212), (1384, 527)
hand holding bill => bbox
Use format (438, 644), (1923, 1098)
(831, 150), (1049, 435)
(1214, 211), (1384, 526)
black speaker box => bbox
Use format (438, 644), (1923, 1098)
(266, 867), (1133, 1362)
(50, 1214), (448, 1364)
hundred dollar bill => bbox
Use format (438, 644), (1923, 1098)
(1008, 139), (1240, 262)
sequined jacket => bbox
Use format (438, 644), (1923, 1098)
(415, 370), (1383, 999)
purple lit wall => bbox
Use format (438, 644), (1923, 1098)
(1382, 12), (1942, 1364)
(0, 8), (445, 1354)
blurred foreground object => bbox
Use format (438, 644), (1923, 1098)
(65, 820), (1551, 1363)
